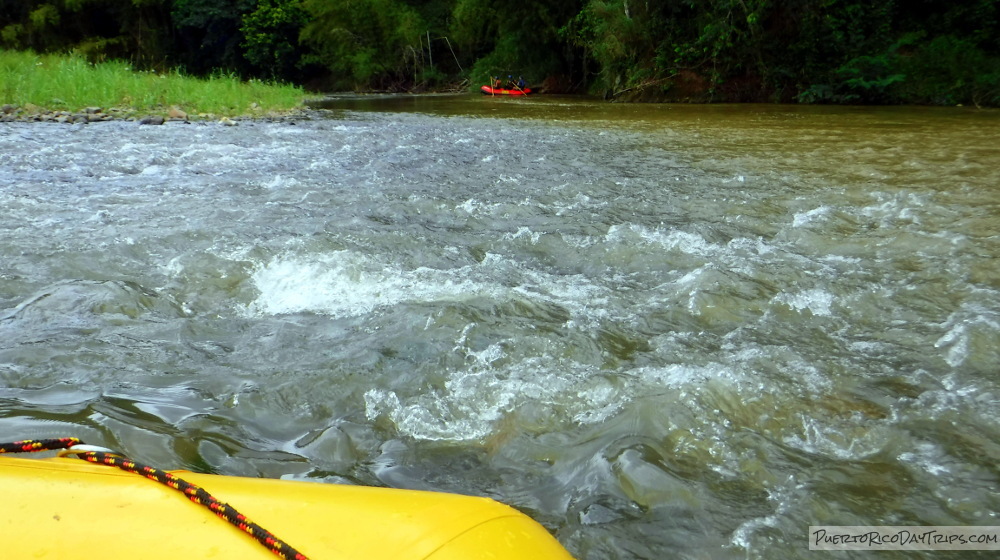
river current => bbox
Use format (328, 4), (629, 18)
(2, 96), (998, 559)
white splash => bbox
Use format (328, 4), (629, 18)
(792, 206), (829, 227)
(247, 251), (484, 318)
(773, 289), (835, 316)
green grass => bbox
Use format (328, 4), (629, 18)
(0, 49), (307, 117)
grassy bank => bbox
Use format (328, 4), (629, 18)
(0, 50), (306, 118)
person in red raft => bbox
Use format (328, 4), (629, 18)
(483, 75), (531, 95)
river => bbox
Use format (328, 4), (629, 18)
(2, 95), (998, 559)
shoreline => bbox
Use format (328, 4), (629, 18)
(0, 102), (319, 126)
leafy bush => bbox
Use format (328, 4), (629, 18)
(898, 35), (1000, 106)
(796, 47), (908, 105)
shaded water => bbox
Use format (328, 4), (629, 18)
(2, 96), (999, 559)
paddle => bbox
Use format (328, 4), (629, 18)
(511, 76), (528, 95)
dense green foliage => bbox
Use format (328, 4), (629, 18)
(1, 0), (998, 105)
(299, 0), (428, 90)
(171, 0), (254, 76)
(451, 0), (585, 90)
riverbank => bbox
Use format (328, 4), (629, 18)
(0, 102), (316, 126)
(0, 50), (308, 122)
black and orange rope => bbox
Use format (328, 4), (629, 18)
(0, 437), (83, 453)
(1, 438), (310, 560)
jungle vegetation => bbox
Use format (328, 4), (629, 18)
(2, 0), (998, 106)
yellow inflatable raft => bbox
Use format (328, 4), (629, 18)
(1, 455), (575, 559)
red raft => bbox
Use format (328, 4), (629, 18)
(481, 85), (532, 96)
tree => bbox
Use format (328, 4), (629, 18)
(0, 0), (174, 70)
(451, 0), (585, 89)
(172, 0), (254, 76)
(300, 0), (427, 90)
(241, 0), (310, 80)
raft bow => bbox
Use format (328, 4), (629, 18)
(1, 438), (574, 559)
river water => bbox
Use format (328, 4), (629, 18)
(1, 95), (998, 559)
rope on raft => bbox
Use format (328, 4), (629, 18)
(0, 438), (310, 560)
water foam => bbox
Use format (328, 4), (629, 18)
(772, 288), (835, 316)
(792, 206), (830, 227)
(247, 251), (485, 318)
(606, 224), (723, 256)
(933, 303), (1000, 368)
(248, 249), (615, 330)
(363, 357), (614, 441)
